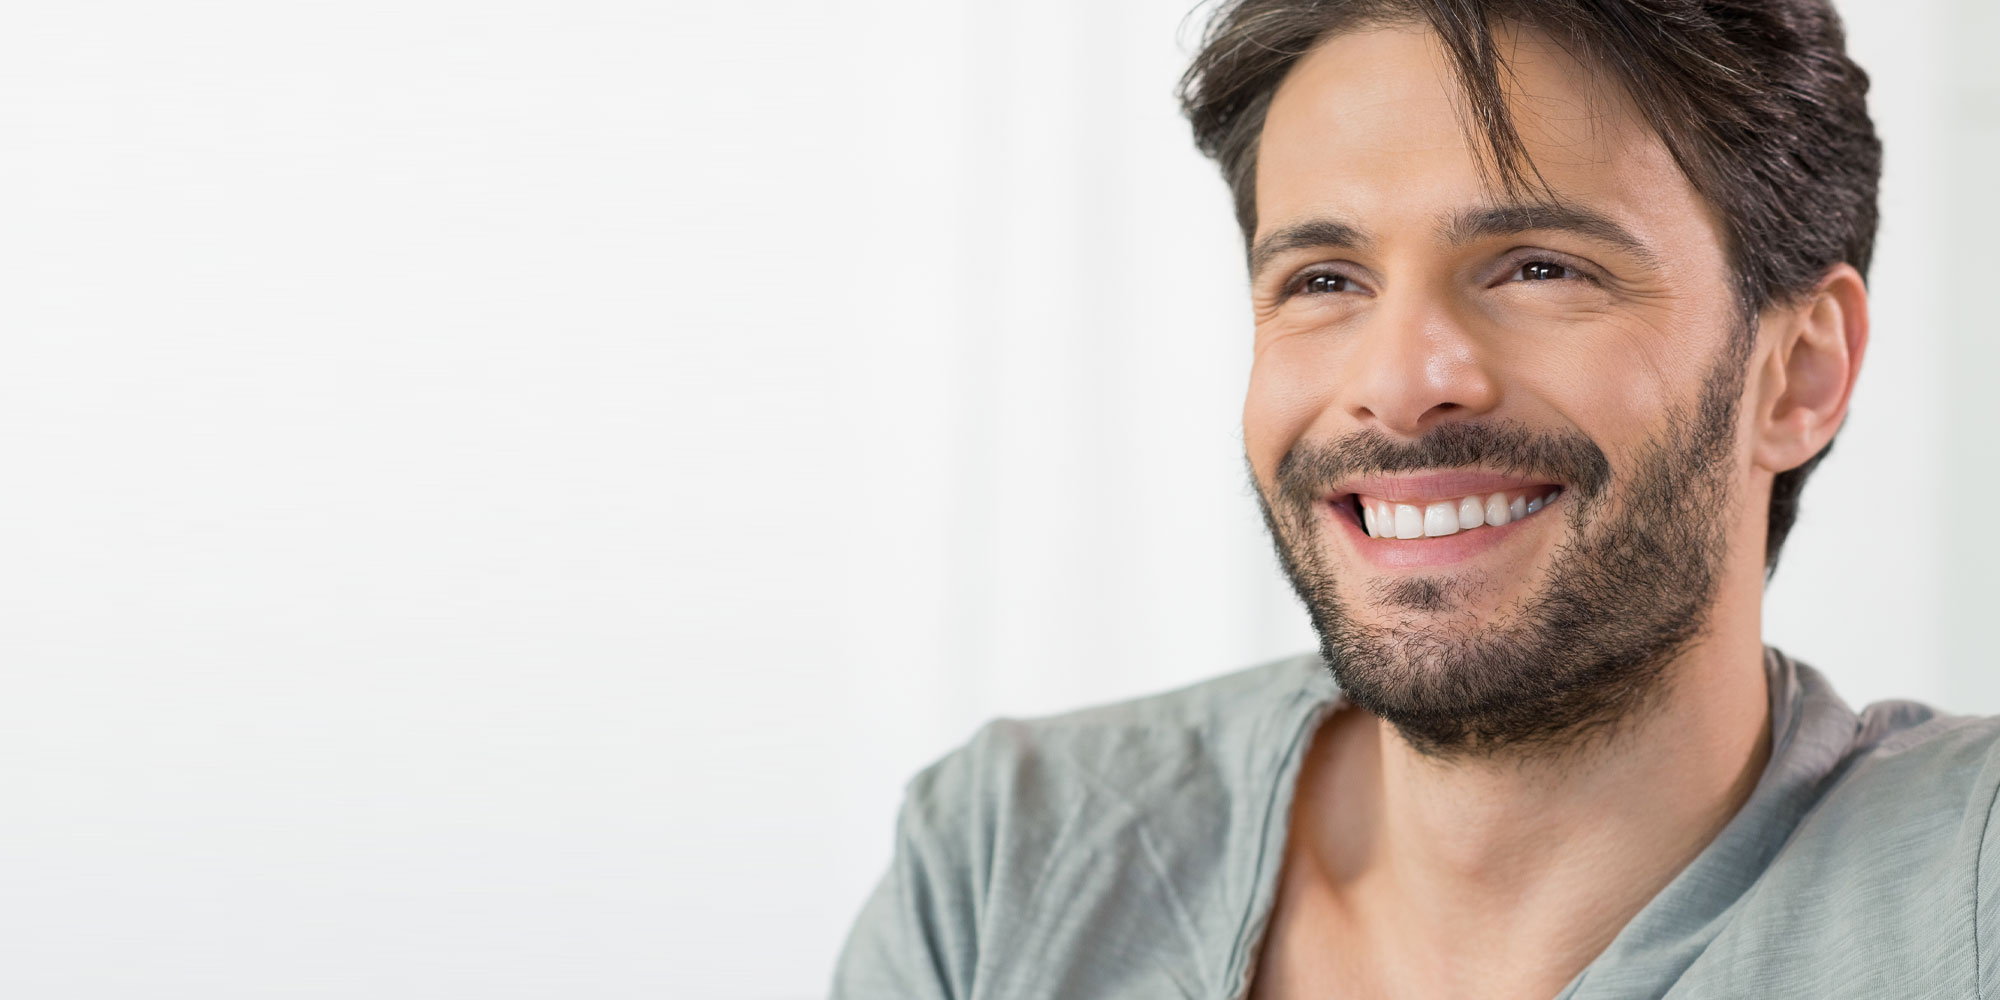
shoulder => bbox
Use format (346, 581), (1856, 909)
(1768, 655), (2000, 838)
(844, 652), (1334, 998)
(1785, 694), (2000, 870)
(1812, 697), (2000, 833)
(900, 651), (1334, 838)
(1713, 694), (2000, 994)
(1603, 661), (2000, 996)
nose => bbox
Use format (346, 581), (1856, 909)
(1340, 302), (1500, 437)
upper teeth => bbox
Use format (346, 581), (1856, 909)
(1359, 489), (1562, 539)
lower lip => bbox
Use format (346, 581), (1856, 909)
(1327, 497), (1558, 569)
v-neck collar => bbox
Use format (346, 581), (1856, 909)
(1224, 647), (1855, 1000)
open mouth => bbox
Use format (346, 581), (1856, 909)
(1342, 486), (1564, 539)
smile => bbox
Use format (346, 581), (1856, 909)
(1352, 487), (1565, 539)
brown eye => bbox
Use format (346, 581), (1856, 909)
(1517, 261), (1568, 281)
(1304, 273), (1351, 294)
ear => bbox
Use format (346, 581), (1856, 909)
(1751, 264), (1869, 476)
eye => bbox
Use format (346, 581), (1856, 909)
(1514, 260), (1569, 281)
(1302, 273), (1353, 295)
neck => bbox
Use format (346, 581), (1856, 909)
(1378, 633), (1769, 900)
(1293, 578), (1772, 994)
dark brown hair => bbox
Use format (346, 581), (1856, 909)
(1178, 0), (1881, 574)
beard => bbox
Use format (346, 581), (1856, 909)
(1256, 348), (1746, 759)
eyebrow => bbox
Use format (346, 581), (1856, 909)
(1439, 202), (1661, 268)
(1248, 218), (1372, 279)
(1247, 200), (1660, 279)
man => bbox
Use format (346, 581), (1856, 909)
(835, 1), (1991, 997)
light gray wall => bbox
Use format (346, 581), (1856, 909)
(1941, 0), (2000, 710)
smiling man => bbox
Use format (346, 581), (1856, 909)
(833, 2), (1999, 998)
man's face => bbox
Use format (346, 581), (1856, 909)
(1247, 24), (1757, 755)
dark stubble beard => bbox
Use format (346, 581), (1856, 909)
(1256, 346), (1747, 759)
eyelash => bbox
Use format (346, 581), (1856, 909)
(1283, 253), (1598, 300)
(1501, 256), (1604, 292)
(1291, 271), (1357, 297)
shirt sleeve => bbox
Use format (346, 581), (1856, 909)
(1975, 737), (2000, 998)
(830, 758), (982, 1000)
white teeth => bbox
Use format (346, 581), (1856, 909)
(1394, 504), (1424, 539)
(1357, 488), (1563, 540)
(1424, 501), (1459, 537)
(1457, 496), (1484, 530)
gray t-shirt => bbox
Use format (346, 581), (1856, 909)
(831, 648), (2000, 998)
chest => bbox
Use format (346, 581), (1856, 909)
(1242, 884), (1569, 1000)
(1239, 847), (1979, 1000)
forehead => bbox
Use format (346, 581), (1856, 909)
(1255, 22), (1716, 256)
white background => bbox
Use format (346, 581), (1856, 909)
(1, 0), (1990, 996)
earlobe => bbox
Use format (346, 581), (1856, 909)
(1751, 264), (1869, 475)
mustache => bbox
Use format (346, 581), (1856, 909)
(1273, 421), (1612, 510)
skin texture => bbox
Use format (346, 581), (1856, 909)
(1241, 23), (1867, 1000)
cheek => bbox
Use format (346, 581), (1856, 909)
(1515, 317), (1682, 447)
(1243, 336), (1338, 482)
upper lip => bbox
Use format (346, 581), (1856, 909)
(1327, 470), (1562, 504)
